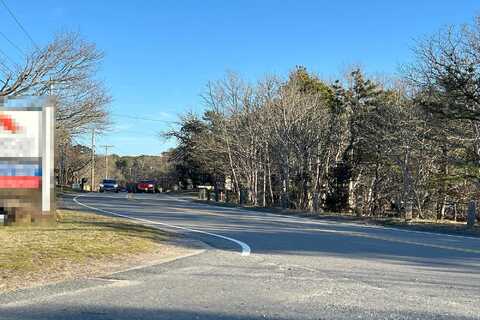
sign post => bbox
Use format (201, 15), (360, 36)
(41, 103), (54, 216)
(0, 97), (55, 225)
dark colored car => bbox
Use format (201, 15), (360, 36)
(99, 179), (119, 193)
(136, 180), (157, 193)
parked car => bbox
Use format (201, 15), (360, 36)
(136, 180), (157, 193)
(99, 179), (119, 193)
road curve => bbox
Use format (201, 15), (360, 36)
(73, 194), (251, 256)
(1, 192), (479, 320)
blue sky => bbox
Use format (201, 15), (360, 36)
(1, 1), (479, 155)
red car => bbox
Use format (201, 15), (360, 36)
(136, 180), (157, 193)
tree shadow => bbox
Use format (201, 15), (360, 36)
(59, 194), (480, 274)
(0, 304), (477, 320)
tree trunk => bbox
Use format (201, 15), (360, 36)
(262, 164), (266, 207)
(267, 158), (274, 206)
(281, 157), (290, 209)
(226, 140), (240, 202)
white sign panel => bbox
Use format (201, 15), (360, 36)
(0, 111), (42, 158)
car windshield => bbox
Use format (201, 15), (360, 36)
(140, 180), (154, 183)
(102, 180), (116, 184)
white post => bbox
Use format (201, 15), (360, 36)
(42, 104), (54, 214)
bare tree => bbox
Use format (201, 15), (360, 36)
(163, 16), (480, 224)
(0, 32), (110, 136)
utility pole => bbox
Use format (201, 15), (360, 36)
(100, 145), (114, 179)
(91, 129), (95, 192)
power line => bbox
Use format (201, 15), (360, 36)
(0, 0), (39, 50)
(0, 48), (15, 75)
(0, 61), (12, 75)
(0, 47), (18, 67)
(0, 64), (10, 77)
(109, 128), (165, 136)
(0, 30), (25, 56)
(111, 113), (176, 123)
(0, 53), (13, 73)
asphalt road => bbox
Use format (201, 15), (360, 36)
(1, 192), (480, 320)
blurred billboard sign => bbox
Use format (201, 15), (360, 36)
(0, 97), (55, 224)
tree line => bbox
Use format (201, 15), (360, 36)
(167, 17), (480, 222)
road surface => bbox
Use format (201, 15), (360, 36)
(1, 192), (480, 320)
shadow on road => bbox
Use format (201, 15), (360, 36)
(1, 305), (478, 320)
(62, 194), (480, 274)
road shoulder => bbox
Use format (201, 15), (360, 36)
(0, 208), (208, 297)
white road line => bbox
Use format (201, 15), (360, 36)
(97, 193), (480, 241)
(181, 199), (480, 241)
(73, 195), (251, 256)
(160, 194), (480, 241)
(67, 192), (480, 243)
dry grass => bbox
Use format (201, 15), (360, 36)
(0, 209), (174, 292)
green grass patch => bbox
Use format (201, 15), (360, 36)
(0, 209), (171, 292)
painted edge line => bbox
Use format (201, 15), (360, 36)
(184, 198), (480, 241)
(73, 195), (251, 256)
(67, 192), (479, 242)
(159, 194), (480, 242)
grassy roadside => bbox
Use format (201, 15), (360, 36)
(194, 199), (480, 237)
(0, 209), (183, 293)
